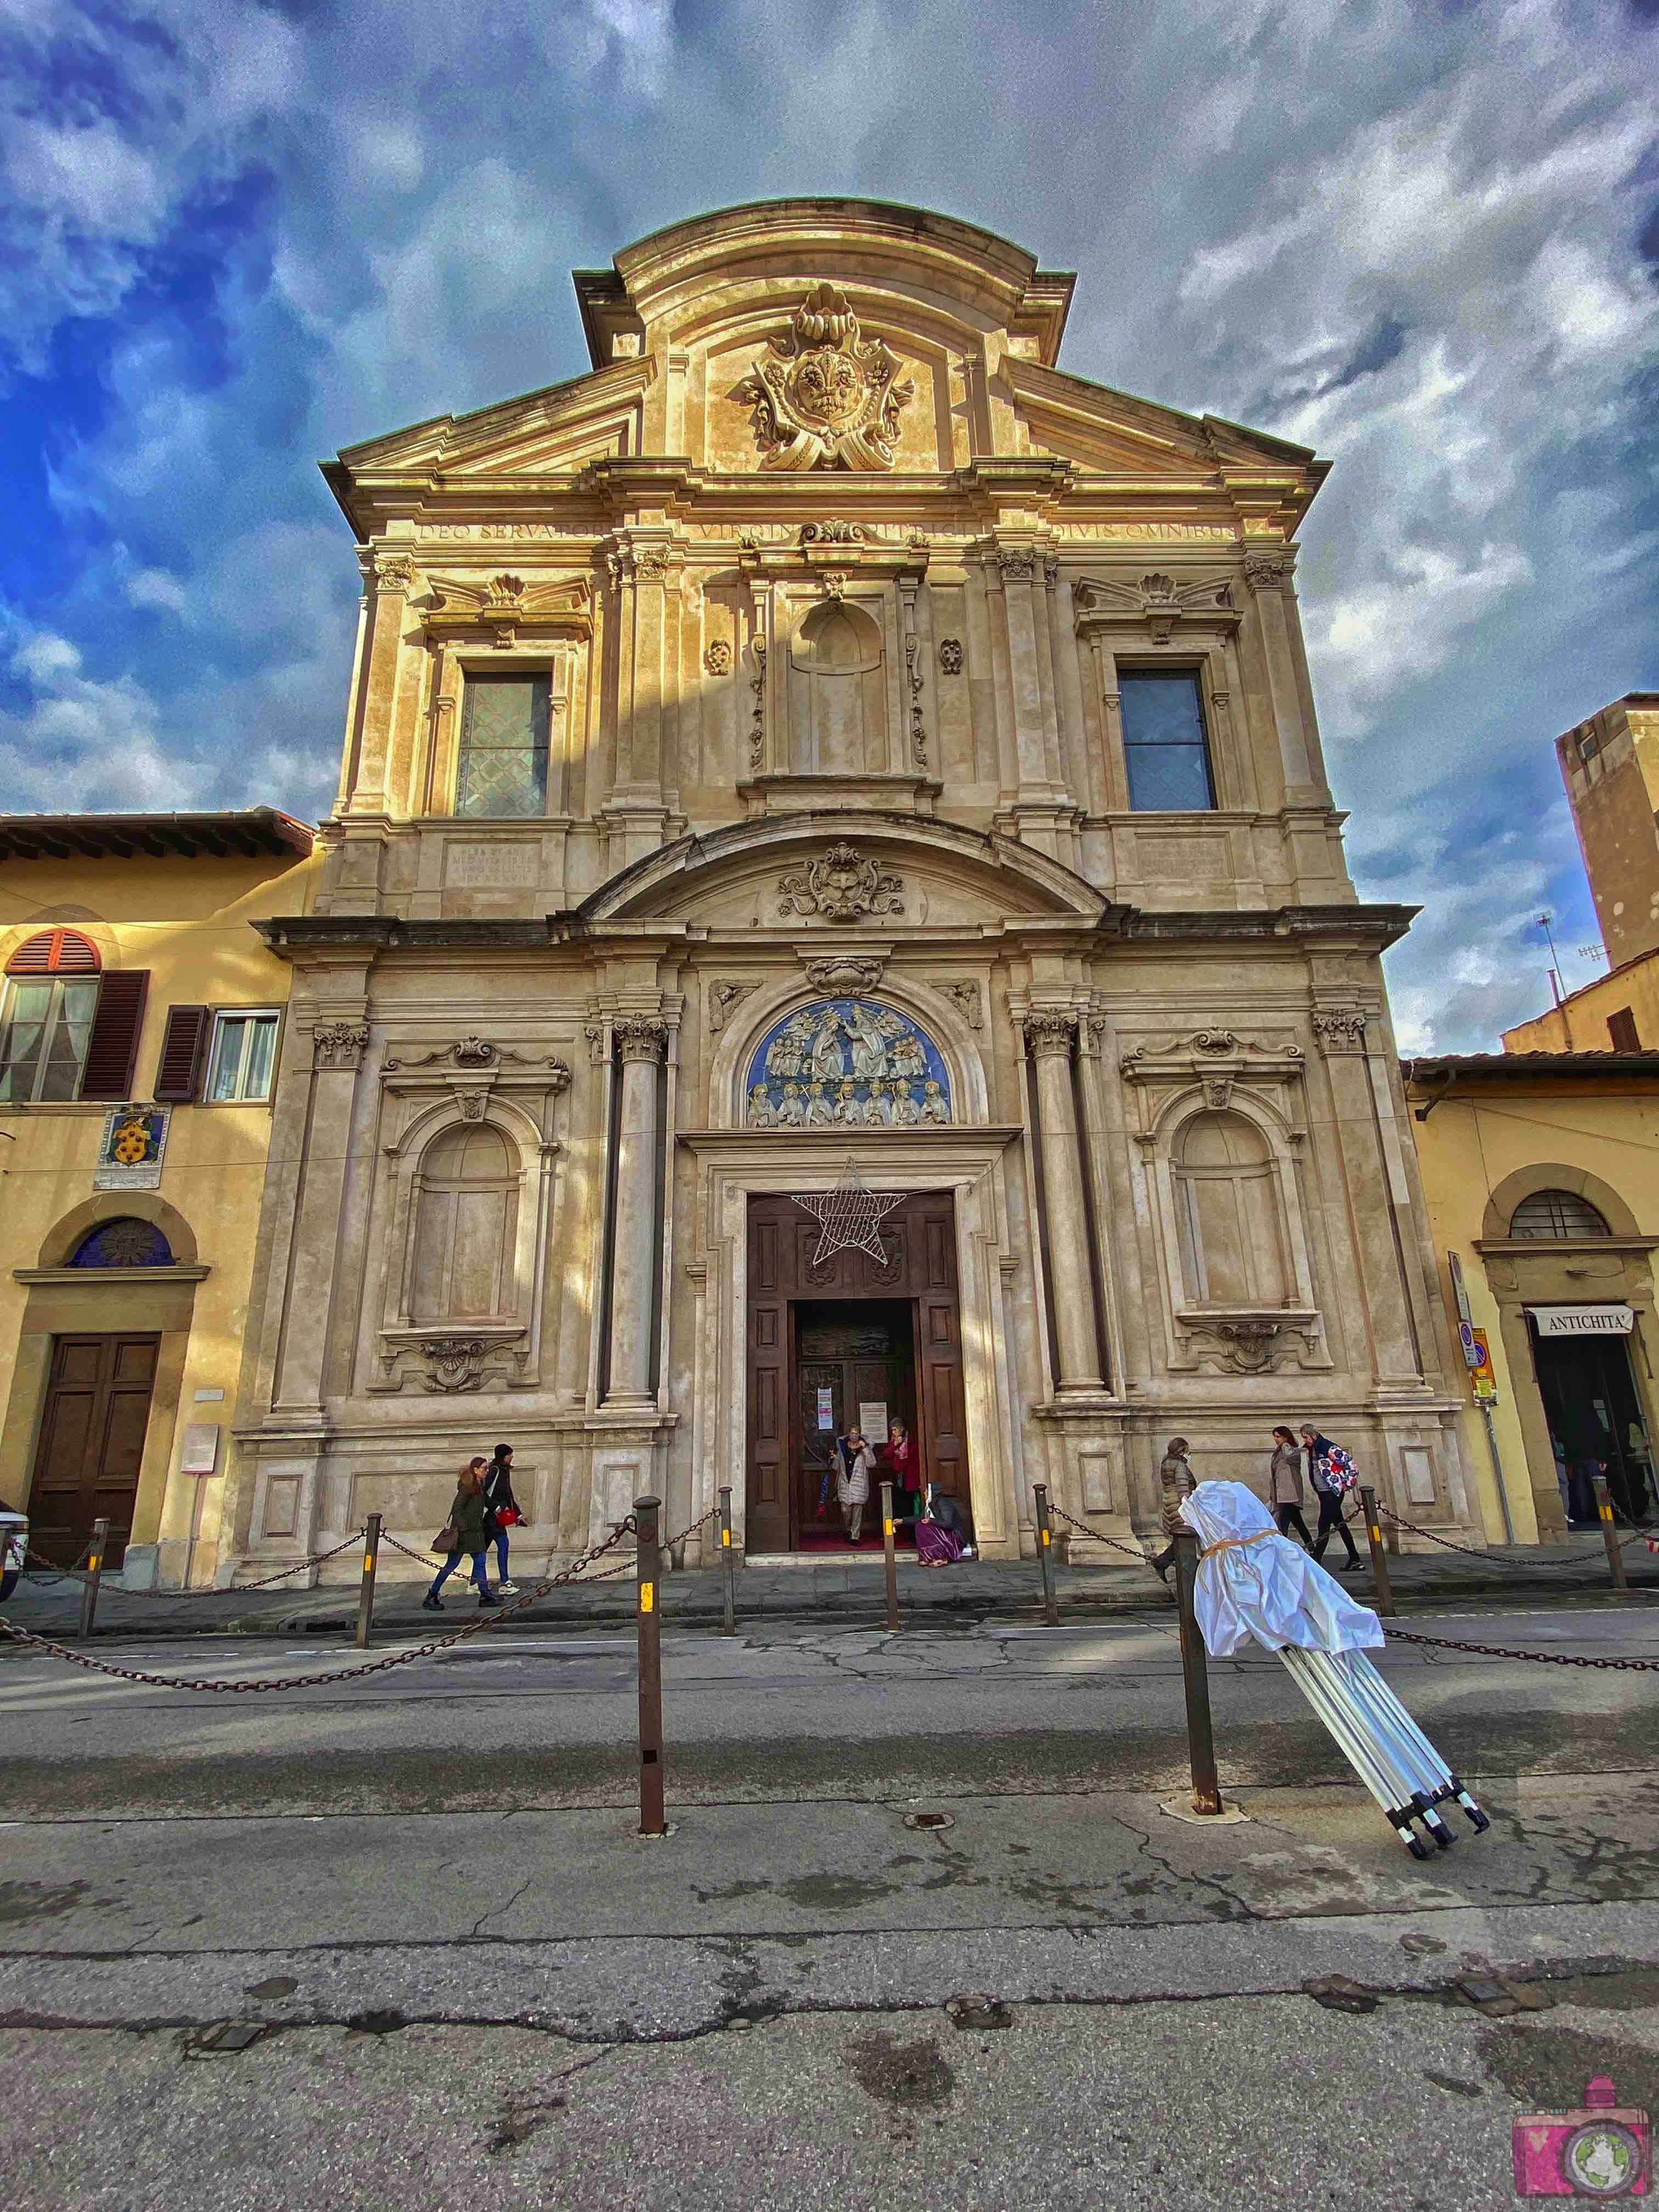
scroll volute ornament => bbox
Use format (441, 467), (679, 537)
(733, 284), (915, 472)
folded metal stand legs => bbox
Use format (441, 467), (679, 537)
(1278, 1645), (1489, 1859)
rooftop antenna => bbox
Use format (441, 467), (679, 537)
(1537, 912), (1564, 1007)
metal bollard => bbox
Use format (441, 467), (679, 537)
(1032, 1483), (1060, 1627)
(635, 1493), (666, 1836)
(1593, 1476), (1630, 1594)
(1172, 1527), (1222, 1816)
(718, 1486), (737, 1638)
(355, 1514), (382, 1650)
(881, 1480), (900, 1632)
(77, 1517), (110, 1640)
(1358, 1486), (1396, 1618)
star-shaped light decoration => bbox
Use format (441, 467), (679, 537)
(793, 1158), (909, 1267)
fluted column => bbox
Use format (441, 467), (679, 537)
(1025, 1012), (1105, 1395)
(603, 1018), (668, 1411)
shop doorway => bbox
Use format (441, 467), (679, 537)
(29, 1333), (159, 1566)
(744, 1190), (967, 1554)
(1530, 1327), (1653, 1525)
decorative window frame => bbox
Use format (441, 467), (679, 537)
(366, 1050), (569, 1394)
(1119, 1028), (1330, 1375)
(1073, 577), (1248, 814)
(202, 1006), (284, 1104)
(415, 577), (591, 818)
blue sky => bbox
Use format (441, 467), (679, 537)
(1, 0), (1655, 1048)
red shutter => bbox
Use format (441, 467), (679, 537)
(153, 1006), (209, 1101)
(7, 927), (100, 977)
(78, 972), (150, 1101)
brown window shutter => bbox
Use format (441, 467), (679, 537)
(1607, 1007), (1640, 1053)
(78, 972), (150, 1101)
(154, 1005), (209, 1101)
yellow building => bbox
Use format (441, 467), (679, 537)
(1403, 1049), (1659, 1544)
(0, 811), (317, 1588)
(1552, 692), (1659, 971)
(1503, 950), (1659, 1056)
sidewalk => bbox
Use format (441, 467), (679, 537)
(3, 1530), (1652, 1641)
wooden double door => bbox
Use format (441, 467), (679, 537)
(29, 1334), (158, 1566)
(746, 1190), (967, 1553)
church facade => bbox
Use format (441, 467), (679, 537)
(226, 198), (1476, 1579)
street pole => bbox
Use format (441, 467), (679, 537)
(635, 1494), (666, 1835)
(1593, 1475), (1629, 1595)
(718, 1486), (737, 1638)
(881, 1480), (899, 1632)
(1479, 1403), (1516, 1548)
(1358, 1485), (1396, 1618)
(355, 1513), (382, 1650)
(1032, 1483), (1059, 1627)
(77, 1517), (110, 1640)
(1172, 1527), (1222, 1816)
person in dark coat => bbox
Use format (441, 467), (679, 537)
(482, 1443), (527, 1594)
(1267, 1426), (1313, 1548)
(1151, 1438), (1197, 1583)
(1554, 1399), (1609, 1527)
(1300, 1425), (1361, 1570)
(424, 1459), (498, 1609)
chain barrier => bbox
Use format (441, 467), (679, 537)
(0, 1518), (640, 1692)
(1377, 1502), (1650, 1567)
(1386, 1624), (1659, 1672)
(20, 1532), (366, 1602)
(20, 1541), (93, 1587)
(1045, 1499), (1161, 1571)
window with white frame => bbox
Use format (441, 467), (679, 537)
(205, 1010), (280, 1102)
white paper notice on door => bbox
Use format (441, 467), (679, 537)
(817, 1388), (834, 1431)
(859, 1401), (889, 1444)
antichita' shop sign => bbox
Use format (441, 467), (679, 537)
(1527, 1304), (1635, 1338)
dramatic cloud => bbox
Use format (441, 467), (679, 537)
(2, 0), (1655, 1047)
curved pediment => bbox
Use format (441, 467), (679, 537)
(578, 813), (1110, 930)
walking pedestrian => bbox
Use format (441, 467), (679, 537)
(1150, 1436), (1197, 1584)
(422, 1458), (498, 1610)
(835, 1427), (876, 1545)
(1301, 1425), (1361, 1570)
(483, 1442), (527, 1593)
(1268, 1425), (1314, 1548)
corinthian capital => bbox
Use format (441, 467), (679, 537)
(613, 1017), (669, 1064)
(1022, 1009), (1078, 1059)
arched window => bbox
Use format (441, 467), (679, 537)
(1510, 1189), (1612, 1239)
(1172, 1111), (1290, 1306)
(67, 1217), (176, 1268)
(1, 931), (103, 1102)
(5, 929), (100, 977)
(410, 1123), (521, 1321)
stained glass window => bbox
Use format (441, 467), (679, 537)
(455, 674), (550, 820)
(68, 1218), (175, 1268)
(1119, 672), (1216, 811)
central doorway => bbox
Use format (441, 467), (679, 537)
(744, 1188), (967, 1554)
(29, 1332), (159, 1567)
(794, 1299), (917, 1550)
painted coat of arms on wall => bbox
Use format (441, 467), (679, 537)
(744, 1001), (951, 1126)
(93, 1103), (171, 1191)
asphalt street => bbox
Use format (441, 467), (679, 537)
(3, 1600), (1657, 2208)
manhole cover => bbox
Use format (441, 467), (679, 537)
(903, 1811), (956, 1832)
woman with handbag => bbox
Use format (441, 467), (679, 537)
(1267, 1425), (1314, 1549)
(422, 1459), (498, 1610)
(483, 1442), (526, 1594)
(834, 1428), (877, 1545)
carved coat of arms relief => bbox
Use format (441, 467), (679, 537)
(733, 284), (915, 472)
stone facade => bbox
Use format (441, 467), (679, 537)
(227, 199), (1474, 1581)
